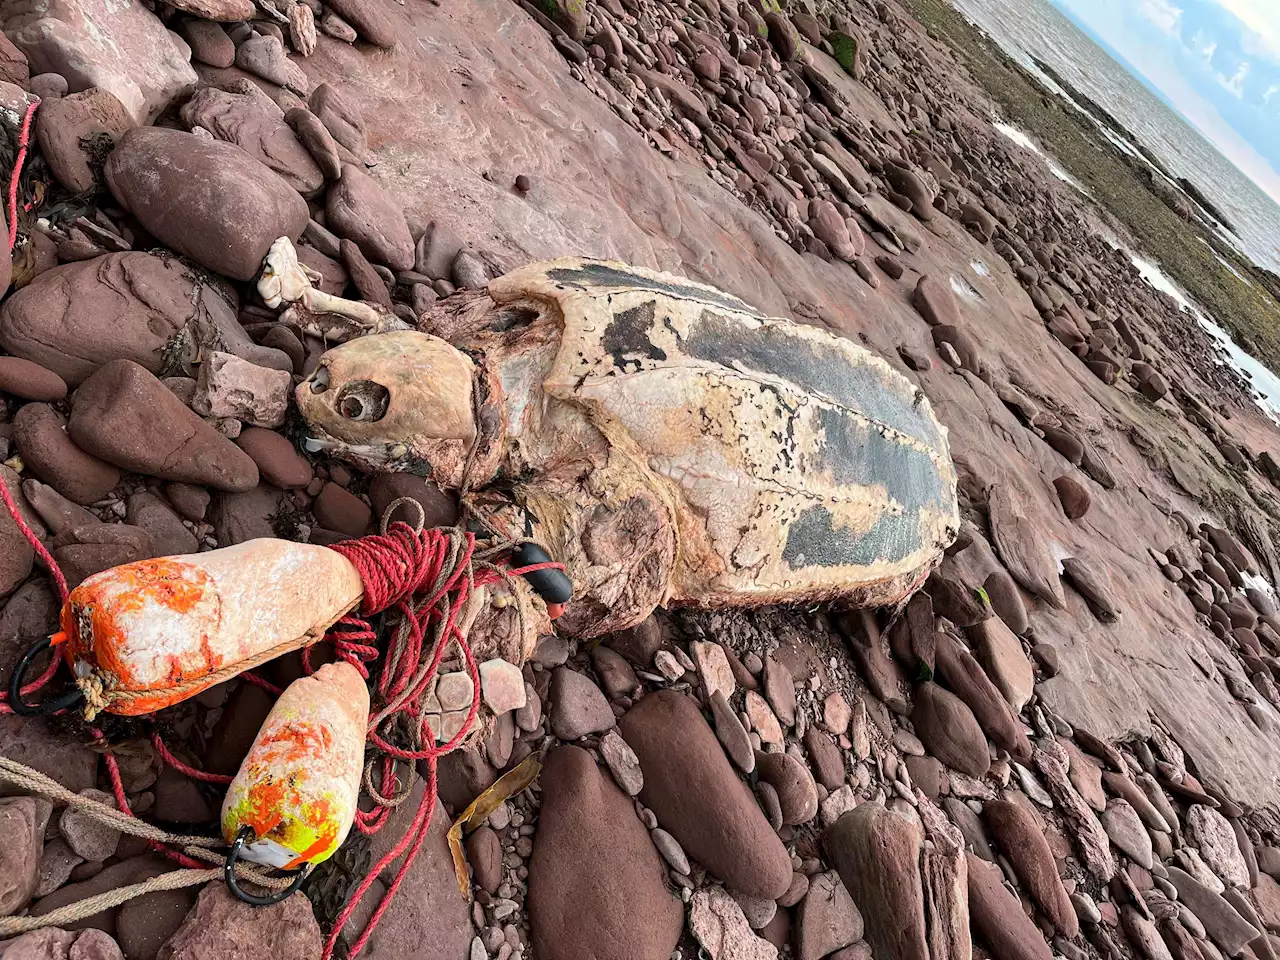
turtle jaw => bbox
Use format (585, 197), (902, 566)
(302, 431), (427, 475)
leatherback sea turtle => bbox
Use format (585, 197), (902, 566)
(293, 257), (959, 637)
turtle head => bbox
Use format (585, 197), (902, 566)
(296, 331), (480, 484)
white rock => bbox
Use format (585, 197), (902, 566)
(1187, 805), (1250, 889)
(691, 640), (735, 701)
(745, 691), (783, 746)
(689, 886), (778, 960)
(479, 658), (527, 714)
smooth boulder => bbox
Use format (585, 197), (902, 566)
(105, 127), (309, 280)
(528, 746), (683, 960)
(68, 360), (259, 491)
(0, 251), (289, 386)
(619, 690), (792, 899)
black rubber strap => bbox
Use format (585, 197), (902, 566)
(7, 635), (84, 717)
(224, 826), (312, 907)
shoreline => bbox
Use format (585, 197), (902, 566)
(899, 0), (1280, 374)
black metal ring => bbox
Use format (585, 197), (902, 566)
(7, 635), (84, 717)
(224, 826), (312, 907)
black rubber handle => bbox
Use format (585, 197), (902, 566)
(510, 543), (573, 604)
(224, 826), (312, 907)
(7, 635), (85, 717)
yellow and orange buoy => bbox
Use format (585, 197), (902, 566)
(56, 539), (364, 717)
(221, 661), (369, 871)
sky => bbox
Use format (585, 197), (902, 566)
(1046, 0), (1280, 203)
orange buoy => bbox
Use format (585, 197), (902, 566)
(59, 539), (363, 717)
(221, 661), (369, 871)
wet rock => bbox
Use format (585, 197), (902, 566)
(824, 803), (927, 960)
(1102, 799), (1154, 869)
(689, 886), (778, 960)
(13, 403), (121, 505)
(0, 467), (37, 595)
(180, 87), (323, 196)
(157, 884), (320, 959)
(70, 361), (259, 491)
(755, 751), (818, 825)
(984, 799), (1078, 937)
(911, 682), (991, 778)
(912, 276), (960, 327)
(312, 481), (371, 536)
(325, 0), (398, 48)
(529, 746), (682, 960)
(0, 356), (67, 401)
(326, 164), (415, 271)
(1053, 475), (1091, 520)
(106, 127), (309, 281)
(1166, 866), (1259, 957)
(0, 251), (288, 386)
(234, 428), (312, 490)
(177, 19), (235, 67)
(3, 0), (196, 123)
(0, 796), (42, 915)
(619, 690), (792, 899)
(969, 615), (1034, 712)
(550, 666), (614, 740)
(966, 852), (1052, 960)
(35, 87), (134, 193)
(797, 871), (863, 960)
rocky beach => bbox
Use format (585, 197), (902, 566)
(4, 0), (1280, 958)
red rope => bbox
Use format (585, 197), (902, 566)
(6, 101), (35, 255)
(153, 731), (235, 785)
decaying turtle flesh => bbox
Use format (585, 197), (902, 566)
(292, 257), (960, 637)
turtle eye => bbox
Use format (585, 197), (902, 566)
(337, 380), (391, 422)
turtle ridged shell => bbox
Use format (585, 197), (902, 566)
(488, 258), (959, 608)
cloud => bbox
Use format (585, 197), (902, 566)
(1218, 59), (1250, 97)
(1208, 0), (1280, 62)
(1139, 0), (1184, 36)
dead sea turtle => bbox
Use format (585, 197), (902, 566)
(294, 257), (959, 636)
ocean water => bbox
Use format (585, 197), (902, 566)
(949, 0), (1280, 277)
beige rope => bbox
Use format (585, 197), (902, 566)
(0, 869), (222, 936)
(0, 756), (299, 936)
